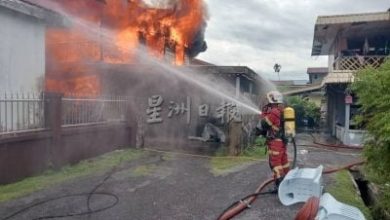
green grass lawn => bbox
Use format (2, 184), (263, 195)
(327, 170), (372, 220)
(0, 148), (145, 203)
(132, 164), (158, 177)
(210, 137), (267, 175)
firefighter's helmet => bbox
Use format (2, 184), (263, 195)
(266, 91), (283, 104)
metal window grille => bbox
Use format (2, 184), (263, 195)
(62, 95), (128, 126)
(0, 92), (45, 134)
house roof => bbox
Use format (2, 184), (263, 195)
(272, 80), (295, 86)
(93, 63), (259, 81)
(272, 80), (308, 86)
(0, 0), (68, 26)
(189, 65), (258, 81)
(316, 11), (390, 25)
(283, 70), (354, 95)
(322, 70), (355, 84)
(282, 84), (323, 96)
(311, 11), (390, 56)
(307, 67), (328, 75)
(189, 58), (216, 66)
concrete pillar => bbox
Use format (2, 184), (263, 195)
(44, 93), (63, 133)
(344, 103), (350, 144)
(327, 91), (336, 136)
(235, 76), (240, 98)
(44, 92), (63, 168)
(228, 120), (242, 156)
(332, 98), (336, 136)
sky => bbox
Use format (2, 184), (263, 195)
(197, 0), (390, 81)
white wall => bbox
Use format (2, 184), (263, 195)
(0, 7), (45, 93)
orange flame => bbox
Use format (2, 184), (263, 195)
(28, 0), (207, 95)
(46, 76), (100, 97)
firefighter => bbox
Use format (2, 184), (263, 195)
(256, 91), (290, 192)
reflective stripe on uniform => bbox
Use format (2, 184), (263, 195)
(268, 150), (280, 156)
(265, 117), (280, 131)
(273, 165), (283, 178)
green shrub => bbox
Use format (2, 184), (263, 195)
(210, 137), (267, 175)
(352, 60), (390, 217)
(286, 96), (320, 127)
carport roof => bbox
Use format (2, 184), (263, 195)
(283, 70), (355, 95)
(323, 71), (355, 84)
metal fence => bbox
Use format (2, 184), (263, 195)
(0, 92), (45, 134)
(62, 95), (128, 126)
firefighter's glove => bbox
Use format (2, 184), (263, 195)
(255, 120), (269, 137)
(282, 136), (289, 145)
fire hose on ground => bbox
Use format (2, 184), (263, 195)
(217, 136), (298, 220)
(217, 160), (365, 220)
(216, 127), (365, 220)
(309, 133), (363, 150)
(216, 130), (365, 220)
(1, 162), (121, 220)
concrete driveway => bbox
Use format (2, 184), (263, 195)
(0, 133), (362, 220)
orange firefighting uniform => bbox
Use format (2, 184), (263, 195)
(261, 106), (290, 181)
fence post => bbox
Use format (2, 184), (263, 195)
(44, 92), (63, 168)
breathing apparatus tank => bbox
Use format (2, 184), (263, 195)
(283, 106), (297, 169)
(283, 107), (296, 138)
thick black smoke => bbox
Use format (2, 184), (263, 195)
(187, 21), (207, 58)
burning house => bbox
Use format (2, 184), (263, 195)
(0, 0), (268, 183)
(20, 0), (264, 151)
(23, 0), (208, 96)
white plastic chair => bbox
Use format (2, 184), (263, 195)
(278, 165), (324, 206)
(316, 193), (366, 220)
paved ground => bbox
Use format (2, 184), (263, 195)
(0, 132), (362, 220)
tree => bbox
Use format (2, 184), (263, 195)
(351, 60), (390, 218)
(286, 96), (320, 128)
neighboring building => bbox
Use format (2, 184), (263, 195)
(278, 77), (326, 128)
(307, 67), (328, 84)
(272, 80), (308, 93)
(0, 0), (65, 92)
(99, 63), (266, 152)
(277, 77), (325, 107)
(0, 0), (67, 131)
(311, 10), (390, 145)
